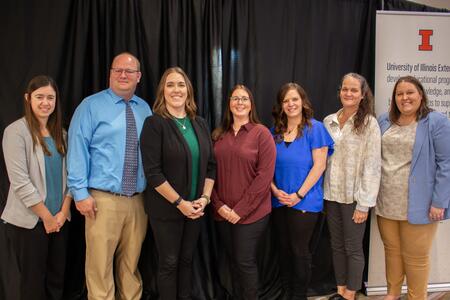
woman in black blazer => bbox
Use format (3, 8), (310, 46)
(140, 67), (216, 300)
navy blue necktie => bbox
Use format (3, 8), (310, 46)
(122, 100), (138, 196)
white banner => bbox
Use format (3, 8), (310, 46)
(368, 11), (450, 296)
(374, 11), (450, 117)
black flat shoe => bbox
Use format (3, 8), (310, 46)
(328, 293), (346, 300)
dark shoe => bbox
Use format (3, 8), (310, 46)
(328, 293), (346, 300)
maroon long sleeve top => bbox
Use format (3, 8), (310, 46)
(211, 123), (276, 224)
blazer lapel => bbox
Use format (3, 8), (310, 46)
(168, 118), (193, 193)
(191, 118), (207, 196)
(410, 116), (428, 172)
(36, 144), (46, 183)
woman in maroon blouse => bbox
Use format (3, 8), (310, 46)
(211, 84), (276, 300)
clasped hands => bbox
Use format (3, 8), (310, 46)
(42, 211), (67, 234)
(178, 197), (208, 219)
(273, 189), (301, 207)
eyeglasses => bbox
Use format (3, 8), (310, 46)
(230, 96), (250, 103)
(111, 68), (140, 75)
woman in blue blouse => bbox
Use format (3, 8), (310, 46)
(271, 82), (333, 299)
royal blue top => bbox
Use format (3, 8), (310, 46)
(44, 137), (63, 215)
(67, 88), (152, 201)
(271, 119), (334, 212)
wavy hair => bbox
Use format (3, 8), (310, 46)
(339, 73), (374, 134)
(153, 67), (197, 119)
(272, 82), (313, 143)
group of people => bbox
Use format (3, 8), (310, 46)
(1, 52), (449, 300)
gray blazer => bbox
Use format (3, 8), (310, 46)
(1, 118), (70, 229)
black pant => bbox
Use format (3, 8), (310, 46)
(149, 217), (201, 300)
(3, 221), (68, 300)
(216, 214), (270, 300)
(272, 206), (319, 300)
(326, 201), (366, 291)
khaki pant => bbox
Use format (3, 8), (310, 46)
(86, 190), (147, 300)
(377, 216), (438, 300)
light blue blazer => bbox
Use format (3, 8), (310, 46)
(378, 112), (450, 224)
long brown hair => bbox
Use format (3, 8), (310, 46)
(212, 84), (261, 141)
(24, 75), (66, 156)
(272, 82), (313, 143)
(152, 67), (197, 119)
(339, 73), (375, 134)
(389, 75), (431, 124)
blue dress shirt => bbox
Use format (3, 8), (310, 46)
(271, 119), (334, 212)
(68, 88), (152, 201)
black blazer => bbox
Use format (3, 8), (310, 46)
(140, 114), (216, 220)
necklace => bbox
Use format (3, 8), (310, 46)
(286, 127), (297, 135)
(173, 117), (187, 130)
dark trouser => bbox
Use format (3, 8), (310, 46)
(4, 221), (68, 300)
(272, 206), (319, 300)
(326, 201), (366, 291)
(149, 217), (201, 300)
(216, 214), (270, 300)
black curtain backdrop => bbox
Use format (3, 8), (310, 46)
(0, 0), (446, 299)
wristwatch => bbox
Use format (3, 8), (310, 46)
(173, 196), (182, 206)
(200, 194), (211, 204)
(295, 191), (304, 200)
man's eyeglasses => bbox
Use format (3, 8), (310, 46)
(111, 68), (139, 75)
(230, 96), (250, 103)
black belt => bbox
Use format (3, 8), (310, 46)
(90, 188), (140, 198)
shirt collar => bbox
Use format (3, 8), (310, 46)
(231, 122), (255, 133)
(107, 88), (138, 105)
(329, 109), (356, 126)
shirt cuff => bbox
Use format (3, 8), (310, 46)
(72, 188), (90, 202)
(355, 204), (369, 212)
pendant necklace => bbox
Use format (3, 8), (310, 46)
(173, 117), (187, 130)
(286, 127), (296, 135)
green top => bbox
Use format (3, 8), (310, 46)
(173, 117), (200, 200)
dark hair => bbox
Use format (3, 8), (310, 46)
(212, 84), (261, 141)
(389, 75), (431, 124)
(153, 67), (197, 119)
(24, 75), (66, 156)
(272, 82), (313, 143)
(339, 73), (375, 134)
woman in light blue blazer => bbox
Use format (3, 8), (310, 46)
(1, 75), (72, 300)
(377, 76), (450, 300)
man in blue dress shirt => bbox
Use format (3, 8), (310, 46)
(68, 52), (152, 300)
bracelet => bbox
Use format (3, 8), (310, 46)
(295, 191), (304, 200)
(172, 196), (182, 206)
(200, 194), (211, 204)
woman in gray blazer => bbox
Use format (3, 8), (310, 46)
(1, 75), (72, 300)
